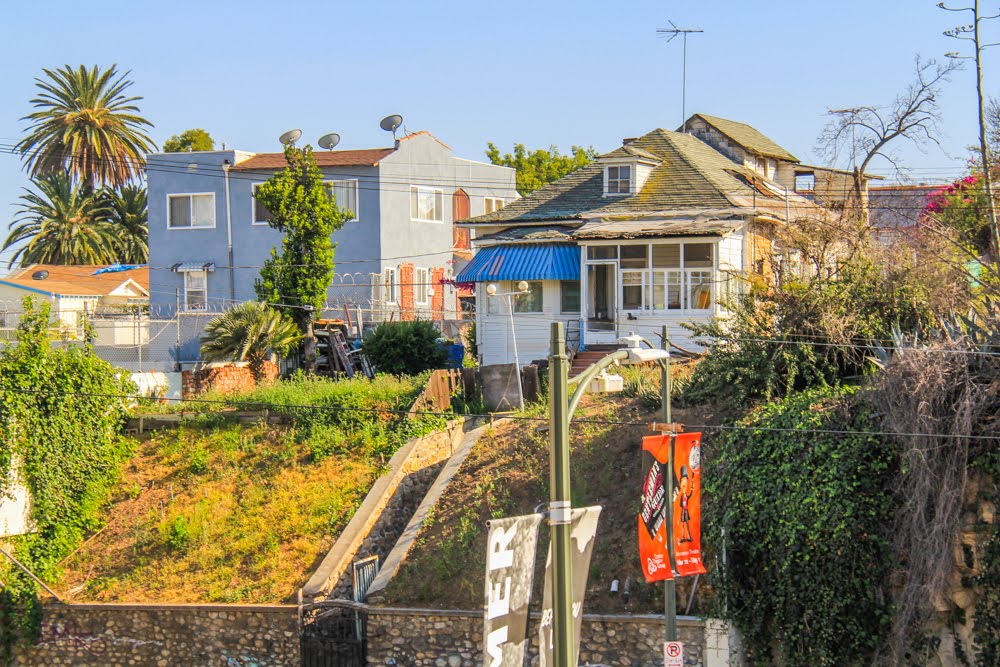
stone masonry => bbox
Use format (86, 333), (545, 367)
(13, 603), (299, 666)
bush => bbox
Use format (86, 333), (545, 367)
(707, 386), (896, 666)
(363, 320), (447, 376)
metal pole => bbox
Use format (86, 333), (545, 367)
(681, 32), (688, 132)
(175, 288), (182, 371)
(548, 322), (574, 667)
(136, 306), (142, 372)
(509, 295), (524, 408)
(661, 325), (677, 641)
(973, 0), (1000, 263)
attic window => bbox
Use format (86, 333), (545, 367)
(606, 165), (632, 195)
(795, 172), (816, 192)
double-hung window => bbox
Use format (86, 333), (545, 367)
(606, 165), (632, 195)
(684, 243), (713, 310)
(410, 186), (444, 222)
(184, 271), (208, 311)
(415, 267), (430, 305)
(560, 280), (581, 313)
(168, 193), (215, 228)
(484, 197), (504, 214)
(252, 184), (271, 224)
(326, 180), (359, 221)
(513, 281), (543, 313)
(620, 245), (648, 310)
(384, 268), (398, 304)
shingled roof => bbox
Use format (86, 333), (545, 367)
(685, 114), (799, 163)
(461, 127), (821, 227)
(232, 147), (395, 170)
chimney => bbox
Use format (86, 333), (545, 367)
(622, 137), (637, 146)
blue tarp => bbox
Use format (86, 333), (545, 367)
(455, 244), (580, 283)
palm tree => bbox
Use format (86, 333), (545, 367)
(200, 302), (302, 382)
(3, 172), (117, 267)
(103, 185), (148, 263)
(16, 64), (156, 188)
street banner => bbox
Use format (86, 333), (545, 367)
(672, 433), (706, 577)
(638, 434), (672, 582)
(538, 505), (603, 667)
(483, 513), (543, 667)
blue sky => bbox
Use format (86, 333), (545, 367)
(0, 0), (995, 258)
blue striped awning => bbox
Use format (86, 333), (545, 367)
(455, 244), (580, 283)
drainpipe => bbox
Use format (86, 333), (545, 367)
(223, 159), (235, 304)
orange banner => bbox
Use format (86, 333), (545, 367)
(671, 433), (706, 577)
(638, 435), (672, 582)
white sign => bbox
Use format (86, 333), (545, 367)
(664, 641), (684, 667)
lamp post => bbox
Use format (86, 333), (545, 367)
(486, 281), (529, 408)
(546, 322), (671, 666)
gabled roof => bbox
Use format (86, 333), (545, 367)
(868, 184), (943, 230)
(461, 127), (823, 227)
(685, 113), (799, 162)
(0, 264), (149, 298)
(232, 147), (395, 170)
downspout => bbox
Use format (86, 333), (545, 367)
(222, 159), (235, 304)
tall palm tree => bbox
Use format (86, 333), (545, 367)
(201, 302), (302, 382)
(103, 184), (148, 263)
(16, 64), (156, 188)
(3, 171), (117, 267)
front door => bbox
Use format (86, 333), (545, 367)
(586, 262), (618, 343)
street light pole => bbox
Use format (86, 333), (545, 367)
(548, 322), (574, 667)
(661, 325), (677, 642)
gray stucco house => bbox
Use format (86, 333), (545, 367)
(147, 131), (517, 360)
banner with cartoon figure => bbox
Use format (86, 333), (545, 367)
(671, 432), (706, 577)
(638, 434), (672, 582)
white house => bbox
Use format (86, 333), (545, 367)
(457, 115), (844, 367)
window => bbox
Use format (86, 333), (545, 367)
(688, 270), (713, 310)
(560, 280), (580, 313)
(252, 184), (271, 224)
(795, 172), (816, 192)
(683, 243), (713, 267)
(652, 270), (683, 310)
(168, 193), (215, 228)
(606, 165), (632, 194)
(622, 271), (646, 310)
(384, 268), (397, 303)
(485, 197), (504, 214)
(326, 180), (359, 221)
(587, 246), (617, 260)
(415, 267), (430, 305)
(184, 271), (208, 311)
(513, 281), (543, 313)
(410, 186), (444, 222)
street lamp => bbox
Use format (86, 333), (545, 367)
(486, 281), (530, 408)
(546, 323), (672, 666)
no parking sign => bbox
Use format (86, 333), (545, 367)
(664, 641), (683, 667)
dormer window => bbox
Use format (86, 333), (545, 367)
(606, 165), (632, 195)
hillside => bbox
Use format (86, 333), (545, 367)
(57, 374), (439, 604)
(381, 391), (718, 615)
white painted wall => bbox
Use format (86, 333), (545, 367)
(0, 457), (33, 538)
(476, 280), (579, 367)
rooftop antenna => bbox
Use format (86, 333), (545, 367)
(379, 114), (404, 139)
(656, 20), (704, 133)
(317, 133), (341, 150)
(278, 128), (302, 146)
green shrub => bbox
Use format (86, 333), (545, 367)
(165, 516), (192, 552)
(707, 386), (895, 666)
(363, 320), (447, 376)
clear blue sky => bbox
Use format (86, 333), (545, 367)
(0, 0), (995, 256)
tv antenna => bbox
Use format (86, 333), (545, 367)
(656, 20), (704, 132)
(379, 114), (404, 139)
(317, 133), (341, 150)
(278, 128), (302, 146)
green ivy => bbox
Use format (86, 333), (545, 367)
(973, 450), (1000, 666)
(0, 298), (134, 662)
(707, 386), (896, 666)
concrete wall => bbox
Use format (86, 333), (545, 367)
(364, 605), (713, 667)
(13, 603), (299, 666)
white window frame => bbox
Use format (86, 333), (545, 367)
(484, 197), (504, 214)
(384, 268), (398, 304)
(410, 186), (444, 223)
(183, 270), (208, 311)
(167, 192), (216, 229)
(326, 179), (360, 222)
(251, 183), (270, 225)
(605, 165), (632, 196)
(414, 267), (430, 305)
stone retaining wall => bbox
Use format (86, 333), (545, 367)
(365, 605), (710, 667)
(13, 603), (299, 666)
(181, 360), (278, 398)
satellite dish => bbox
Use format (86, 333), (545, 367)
(379, 114), (403, 137)
(318, 133), (341, 150)
(31, 270), (49, 280)
(278, 129), (302, 145)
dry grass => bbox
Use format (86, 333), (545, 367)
(58, 417), (375, 603)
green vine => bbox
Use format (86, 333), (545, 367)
(972, 449), (1000, 666)
(0, 298), (134, 662)
(706, 386), (896, 666)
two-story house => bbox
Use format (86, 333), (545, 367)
(147, 131), (518, 361)
(456, 115), (840, 367)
